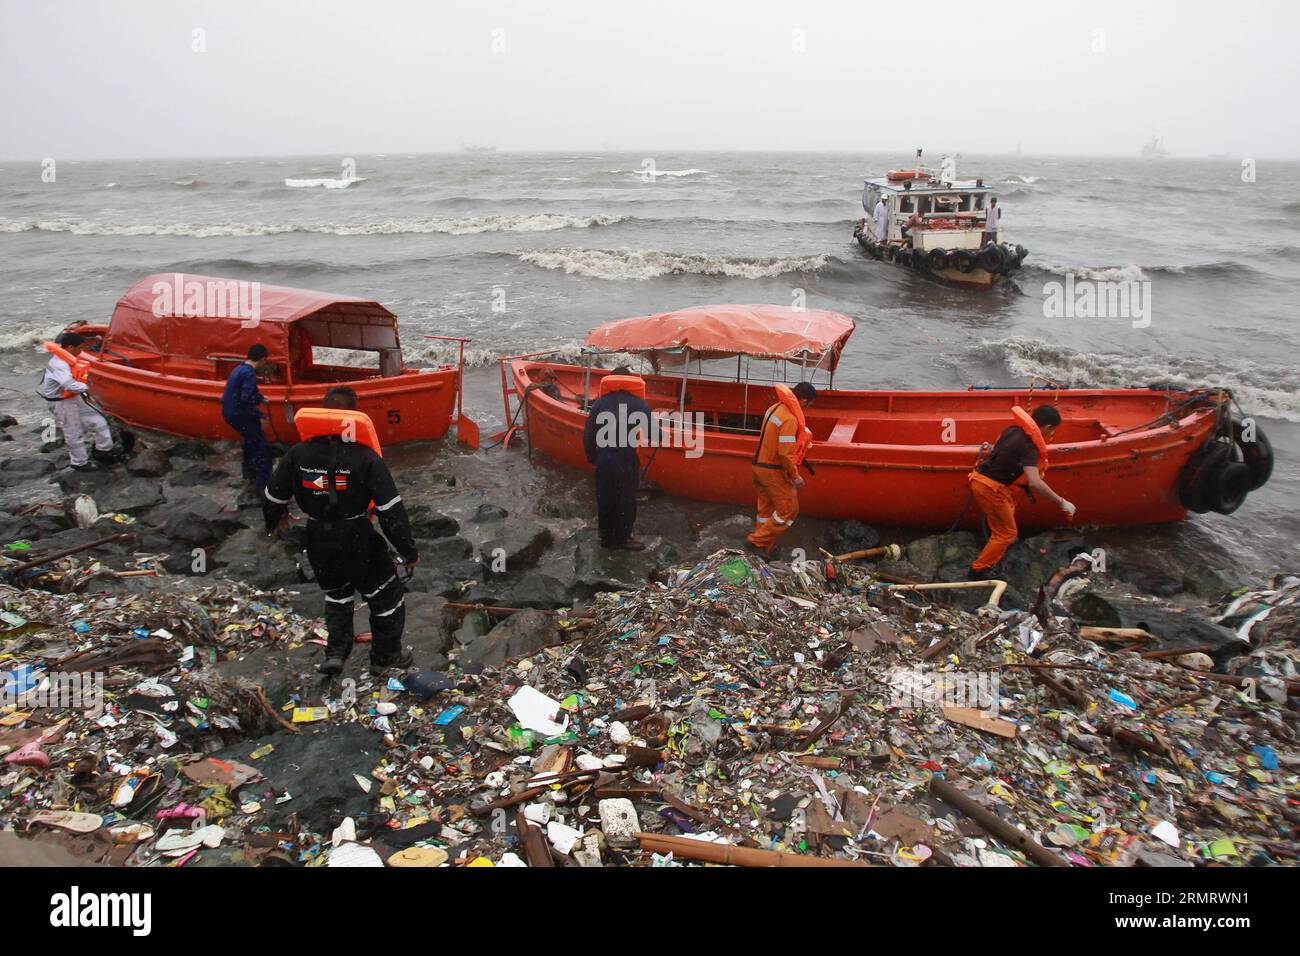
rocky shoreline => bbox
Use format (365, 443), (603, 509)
(1, 418), (1296, 867)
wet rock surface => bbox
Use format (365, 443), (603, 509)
(0, 415), (1295, 868)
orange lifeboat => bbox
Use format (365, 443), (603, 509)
(64, 273), (476, 448)
(500, 305), (1266, 529)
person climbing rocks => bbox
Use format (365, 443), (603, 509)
(968, 404), (1075, 580)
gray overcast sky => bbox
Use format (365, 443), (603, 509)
(1, 0), (1297, 159)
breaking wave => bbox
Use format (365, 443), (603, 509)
(1027, 260), (1261, 282)
(284, 177), (367, 188)
(611, 168), (707, 179)
(0, 323), (70, 354)
(516, 248), (828, 280)
(0, 214), (625, 238)
(973, 336), (1300, 421)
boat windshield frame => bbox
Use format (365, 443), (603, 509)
(577, 346), (836, 415)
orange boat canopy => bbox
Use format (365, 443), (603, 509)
(103, 273), (402, 366)
(583, 304), (855, 371)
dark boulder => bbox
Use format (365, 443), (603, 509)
(825, 520), (881, 555)
(406, 505), (459, 540)
(0, 458), (57, 484)
(472, 503), (509, 523)
(480, 524), (553, 578)
(456, 609), (559, 673)
(126, 448), (171, 478)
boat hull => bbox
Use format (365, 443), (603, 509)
(509, 362), (1225, 530)
(78, 341), (458, 445)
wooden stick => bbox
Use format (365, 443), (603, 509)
(635, 832), (869, 867)
(1029, 668), (1088, 708)
(442, 602), (592, 620)
(1139, 645), (1215, 660)
(830, 544), (901, 562)
(254, 685), (300, 735)
(928, 778), (1067, 867)
(1079, 626), (1153, 644)
(8, 533), (134, 574)
(1152, 691), (1210, 716)
(515, 809), (554, 868)
(888, 579), (1008, 607)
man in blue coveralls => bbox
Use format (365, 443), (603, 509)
(582, 366), (653, 550)
(222, 343), (272, 492)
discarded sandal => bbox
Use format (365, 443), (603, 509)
(28, 809), (103, 833)
(4, 741), (49, 769)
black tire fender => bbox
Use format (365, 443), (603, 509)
(1178, 440), (1230, 513)
(979, 244), (1007, 273)
(1232, 419), (1273, 491)
(1206, 460), (1251, 515)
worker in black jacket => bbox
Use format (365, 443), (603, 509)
(262, 387), (419, 676)
(582, 367), (653, 550)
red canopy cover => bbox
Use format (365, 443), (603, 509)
(584, 304), (855, 370)
(103, 273), (396, 364)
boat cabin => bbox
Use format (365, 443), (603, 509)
(90, 273), (415, 386)
(861, 172), (998, 250)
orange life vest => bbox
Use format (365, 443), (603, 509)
(774, 384), (813, 467)
(1009, 405), (1050, 481)
(294, 408), (383, 456)
(43, 341), (90, 399)
(598, 374), (646, 398)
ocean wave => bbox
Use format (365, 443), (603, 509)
(0, 214), (625, 238)
(0, 323), (70, 353)
(1028, 263), (1150, 282)
(973, 336), (1300, 422)
(284, 177), (367, 189)
(1028, 260), (1260, 282)
(1001, 175), (1042, 184)
(611, 168), (707, 179)
(515, 248), (828, 280)
(172, 178), (201, 187)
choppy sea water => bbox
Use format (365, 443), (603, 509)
(1, 151), (1295, 575)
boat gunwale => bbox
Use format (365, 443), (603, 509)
(508, 358), (1219, 469)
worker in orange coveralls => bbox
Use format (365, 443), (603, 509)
(967, 404), (1075, 580)
(745, 381), (816, 559)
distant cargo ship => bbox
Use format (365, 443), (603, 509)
(461, 144), (497, 153)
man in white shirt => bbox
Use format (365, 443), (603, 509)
(983, 197), (1000, 245)
(873, 197), (890, 242)
(38, 332), (117, 471)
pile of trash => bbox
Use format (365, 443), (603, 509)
(1217, 575), (1300, 694)
(3, 549), (1296, 867)
(1, 573), (330, 864)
